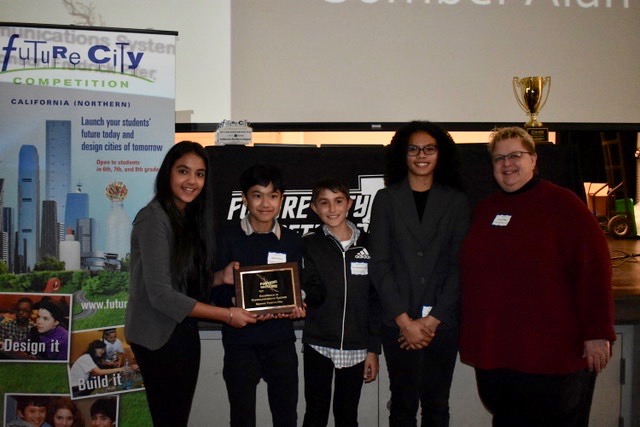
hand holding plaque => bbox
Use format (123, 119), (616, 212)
(234, 262), (303, 315)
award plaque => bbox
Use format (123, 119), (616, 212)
(527, 127), (549, 143)
(234, 262), (302, 314)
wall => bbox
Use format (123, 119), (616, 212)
(2, 1), (639, 125)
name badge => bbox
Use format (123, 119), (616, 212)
(351, 262), (368, 276)
(267, 252), (287, 264)
(492, 214), (511, 227)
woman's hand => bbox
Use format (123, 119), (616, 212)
(584, 339), (611, 374)
(398, 319), (434, 350)
(227, 307), (257, 328)
(397, 314), (440, 350)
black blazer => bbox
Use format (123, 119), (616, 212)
(368, 179), (470, 329)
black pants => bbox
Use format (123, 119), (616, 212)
(475, 368), (597, 427)
(382, 325), (458, 427)
(302, 344), (365, 427)
(130, 319), (200, 427)
(222, 338), (298, 427)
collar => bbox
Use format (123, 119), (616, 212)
(322, 220), (359, 248)
(241, 214), (281, 239)
(503, 176), (540, 196)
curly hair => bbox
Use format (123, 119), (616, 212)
(384, 121), (464, 190)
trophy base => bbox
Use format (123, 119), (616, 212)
(525, 127), (549, 143)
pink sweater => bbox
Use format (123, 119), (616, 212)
(459, 180), (616, 375)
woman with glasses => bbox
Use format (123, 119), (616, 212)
(459, 127), (615, 426)
(369, 120), (470, 426)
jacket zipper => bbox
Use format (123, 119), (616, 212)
(329, 237), (355, 351)
(340, 248), (347, 351)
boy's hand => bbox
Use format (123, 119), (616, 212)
(213, 261), (240, 286)
(363, 352), (379, 383)
(274, 306), (306, 320)
(289, 306), (306, 319)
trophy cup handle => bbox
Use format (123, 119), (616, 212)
(512, 77), (528, 113)
(537, 76), (551, 112)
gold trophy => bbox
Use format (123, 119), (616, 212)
(513, 76), (551, 142)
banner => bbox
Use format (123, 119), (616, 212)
(0, 23), (176, 426)
(207, 143), (585, 232)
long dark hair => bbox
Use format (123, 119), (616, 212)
(384, 121), (464, 190)
(86, 339), (107, 364)
(153, 141), (214, 300)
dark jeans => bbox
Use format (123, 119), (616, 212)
(382, 325), (458, 427)
(222, 338), (298, 427)
(302, 344), (365, 427)
(475, 368), (597, 427)
(130, 319), (200, 427)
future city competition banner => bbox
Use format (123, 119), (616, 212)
(0, 23), (176, 425)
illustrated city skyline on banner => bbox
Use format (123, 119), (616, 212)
(0, 24), (175, 274)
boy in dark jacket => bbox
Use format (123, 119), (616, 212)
(212, 164), (305, 427)
(301, 178), (381, 427)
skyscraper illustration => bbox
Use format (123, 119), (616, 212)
(46, 120), (72, 231)
(65, 183), (89, 236)
(18, 145), (40, 271)
(3, 207), (14, 272)
(41, 199), (59, 259)
(77, 217), (93, 257)
(0, 179), (7, 269)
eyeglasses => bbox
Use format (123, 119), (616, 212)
(492, 151), (532, 164)
(407, 145), (438, 156)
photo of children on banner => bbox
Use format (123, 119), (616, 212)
(87, 397), (118, 427)
(68, 326), (141, 399)
(100, 329), (124, 368)
(0, 293), (72, 362)
(5, 394), (51, 427)
(5, 394), (120, 427)
(47, 396), (85, 427)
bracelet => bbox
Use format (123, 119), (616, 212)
(227, 308), (233, 325)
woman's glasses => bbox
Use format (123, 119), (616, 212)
(492, 151), (532, 164)
(407, 145), (438, 156)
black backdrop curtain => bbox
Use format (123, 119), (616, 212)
(207, 143), (586, 233)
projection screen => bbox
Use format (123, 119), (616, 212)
(231, 0), (639, 124)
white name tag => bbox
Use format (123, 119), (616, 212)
(351, 262), (368, 275)
(492, 214), (512, 226)
(267, 252), (287, 264)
